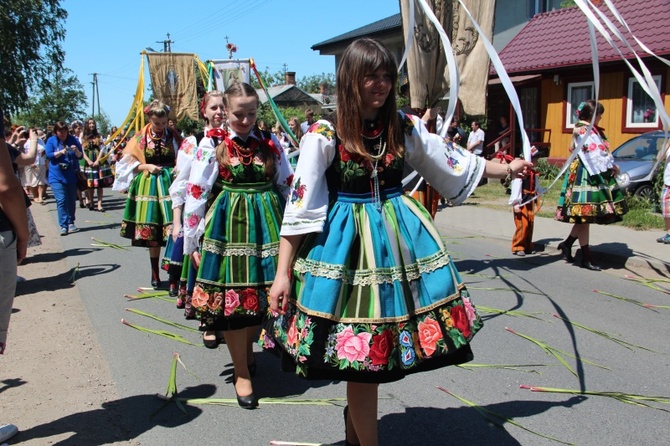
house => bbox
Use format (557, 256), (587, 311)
(491, 0), (670, 161)
(256, 72), (323, 111)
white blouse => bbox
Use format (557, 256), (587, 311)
(280, 112), (486, 236)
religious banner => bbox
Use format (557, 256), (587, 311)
(400, 0), (495, 116)
(146, 52), (199, 121)
(210, 59), (251, 92)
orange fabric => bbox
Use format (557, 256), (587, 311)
(512, 203), (535, 253)
(122, 124), (150, 166)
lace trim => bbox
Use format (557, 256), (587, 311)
(281, 217), (326, 227)
(134, 195), (171, 202)
(293, 248), (453, 286)
(202, 240), (279, 258)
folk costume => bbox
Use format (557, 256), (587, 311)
(81, 133), (113, 188)
(166, 130), (209, 314)
(262, 113), (485, 383)
(113, 124), (178, 247)
(509, 166), (540, 255)
(182, 128), (293, 332)
(555, 121), (628, 225)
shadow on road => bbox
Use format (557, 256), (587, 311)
(378, 395), (586, 445)
(13, 384), (216, 445)
(15, 263), (121, 297)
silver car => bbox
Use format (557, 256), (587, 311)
(613, 131), (668, 199)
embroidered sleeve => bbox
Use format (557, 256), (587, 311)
(280, 120), (336, 236)
(182, 137), (218, 255)
(269, 133), (294, 200)
(508, 178), (523, 206)
(112, 153), (140, 191)
(403, 112), (485, 206)
(169, 135), (198, 208)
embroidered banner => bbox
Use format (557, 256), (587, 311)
(146, 53), (199, 121)
(210, 59), (251, 92)
(400, 0), (495, 116)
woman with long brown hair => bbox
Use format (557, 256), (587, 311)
(266, 38), (531, 445)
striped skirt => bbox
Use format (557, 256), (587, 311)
(192, 181), (284, 331)
(555, 159), (628, 225)
(120, 168), (173, 247)
(262, 187), (482, 383)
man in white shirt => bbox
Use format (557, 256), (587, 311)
(300, 109), (315, 134)
(467, 120), (485, 156)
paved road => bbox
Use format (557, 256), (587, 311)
(42, 193), (670, 445)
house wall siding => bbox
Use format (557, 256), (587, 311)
(542, 68), (670, 160)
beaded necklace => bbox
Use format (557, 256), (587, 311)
(362, 122), (387, 211)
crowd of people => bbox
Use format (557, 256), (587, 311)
(1, 36), (661, 445)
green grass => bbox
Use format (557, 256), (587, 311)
(467, 178), (665, 231)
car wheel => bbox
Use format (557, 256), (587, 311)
(633, 184), (655, 200)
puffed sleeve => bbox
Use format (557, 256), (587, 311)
(169, 135), (198, 208)
(182, 138), (218, 255)
(270, 133), (294, 200)
(508, 178), (522, 206)
(112, 153), (140, 191)
(403, 112), (485, 205)
(280, 120), (337, 236)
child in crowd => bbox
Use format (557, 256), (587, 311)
(509, 146), (540, 256)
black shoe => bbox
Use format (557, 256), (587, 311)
(151, 278), (161, 289)
(580, 261), (601, 271)
(233, 375), (258, 409)
(202, 332), (220, 349)
(169, 284), (178, 297)
(557, 242), (574, 263)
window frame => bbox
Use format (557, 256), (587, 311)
(622, 75), (663, 133)
(564, 81), (594, 131)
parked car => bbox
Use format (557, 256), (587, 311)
(612, 130), (667, 199)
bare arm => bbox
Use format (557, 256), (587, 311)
(13, 130), (38, 165)
(483, 158), (532, 179)
(269, 234), (305, 314)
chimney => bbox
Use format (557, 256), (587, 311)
(285, 71), (296, 85)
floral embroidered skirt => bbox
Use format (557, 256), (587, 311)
(262, 189), (482, 383)
(120, 168), (173, 247)
(192, 182), (284, 331)
(555, 159), (628, 225)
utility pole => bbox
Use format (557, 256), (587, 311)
(90, 73), (100, 117)
(157, 33), (173, 53)
(282, 63), (289, 75)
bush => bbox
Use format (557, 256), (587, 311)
(535, 158), (559, 179)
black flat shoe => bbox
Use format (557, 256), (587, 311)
(151, 278), (161, 289)
(557, 242), (574, 263)
(203, 332), (220, 349)
(169, 284), (178, 297)
(580, 261), (601, 271)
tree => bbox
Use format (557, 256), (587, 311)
(14, 68), (87, 128)
(298, 73), (336, 94)
(0, 0), (68, 114)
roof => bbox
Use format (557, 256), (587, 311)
(312, 14), (401, 49)
(495, 0), (670, 75)
(256, 85), (320, 105)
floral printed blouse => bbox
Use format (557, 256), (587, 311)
(169, 134), (201, 209)
(572, 121), (615, 176)
(182, 129), (293, 254)
(280, 112), (486, 236)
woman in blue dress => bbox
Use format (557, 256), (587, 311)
(265, 38), (531, 446)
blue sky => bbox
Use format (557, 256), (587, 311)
(62, 0), (400, 125)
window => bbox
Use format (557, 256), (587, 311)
(625, 76), (662, 129)
(566, 81), (594, 128)
(528, 0), (562, 18)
